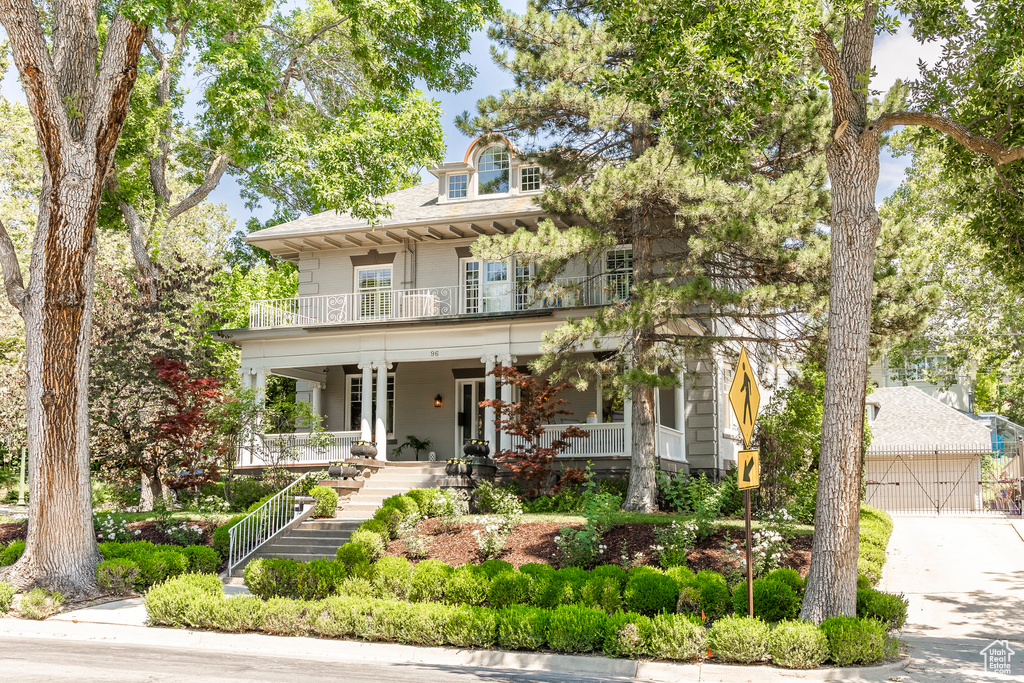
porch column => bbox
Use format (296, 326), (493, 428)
(374, 361), (392, 459)
(675, 369), (686, 434)
(311, 382), (323, 422)
(358, 362), (373, 442)
(623, 391), (633, 458)
(253, 369), (267, 407)
(482, 355), (497, 452)
(595, 370), (603, 419)
(498, 354), (517, 450)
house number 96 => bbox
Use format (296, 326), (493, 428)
(430, 350), (440, 357)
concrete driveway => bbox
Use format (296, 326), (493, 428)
(878, 516), (1024, 681)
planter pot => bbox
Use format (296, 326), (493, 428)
(327, 463), (343, 478)
(350, 442), (377, 459)
(340, 465), (359, 480)
(445, 462), (459, 477)
(457, 462), (473, 477)
(463, 441), (490, 459)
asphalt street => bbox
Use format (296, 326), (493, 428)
(0, 636), (632, 683)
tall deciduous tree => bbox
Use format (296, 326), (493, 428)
(592, 0), (1024, 620)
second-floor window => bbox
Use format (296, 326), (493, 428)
(521, 166), (541, 192)
(605, 247), (633, 301)
(462, 258), (513, 313)
(448, 173), (468, 199)
(356, 266), (392, 319)
(478, 146), (510, 195)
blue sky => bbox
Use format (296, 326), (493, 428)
(1, 1), (938, 231)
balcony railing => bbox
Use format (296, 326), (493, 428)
(235, 431), (362, 467)
(248, 275), (630, 329)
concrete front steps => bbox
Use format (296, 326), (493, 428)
(233, 460), (446, 575)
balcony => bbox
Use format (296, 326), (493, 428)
(248, 275), (630, 329)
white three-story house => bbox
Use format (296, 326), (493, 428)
(217, 138), (745, 478)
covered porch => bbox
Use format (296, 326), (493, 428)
(235, 355), (688, 472)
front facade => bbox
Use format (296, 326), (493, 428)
(218, 139), (744, 478)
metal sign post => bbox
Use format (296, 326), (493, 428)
(729, 348), (761, 617)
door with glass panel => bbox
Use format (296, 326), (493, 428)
(355, 266), (392, 320)
(456, 379), (486, 456)
(462, 259), (512, 313)
(604, 247), (633, 303)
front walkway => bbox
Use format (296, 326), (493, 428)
(878, 516), (1024, 680)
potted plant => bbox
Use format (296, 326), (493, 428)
(350, 440), (377, 459)
(463, 438), (490, 459)
(340, 463), (359, 479)
(327, 461), (343, 478)
(446, 458), (472, 477)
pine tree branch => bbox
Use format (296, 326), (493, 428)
(871, 111), (1024, 165)
(0, 218), (26, 314)
(165, 153), (230, 222)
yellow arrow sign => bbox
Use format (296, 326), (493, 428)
(738, 449), (760, 490)
(728, 347), (760, 449)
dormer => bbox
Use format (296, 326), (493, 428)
(428, 136), (543, 204)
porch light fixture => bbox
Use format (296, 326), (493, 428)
(434, 394), (443, 408)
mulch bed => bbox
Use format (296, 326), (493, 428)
(384, 519), (813, 577)
(0, 519), (217, 547)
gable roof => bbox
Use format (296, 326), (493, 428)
(866, 386), (992, 453)
(246, 181), (544, 244)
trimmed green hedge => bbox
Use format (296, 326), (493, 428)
(0, 539), (25, 566)
(858, 506), (893, 586)
(0, 581), (14, 612)
(95, 541), (219, 593)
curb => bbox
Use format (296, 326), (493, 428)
(0, 618), (909, 682)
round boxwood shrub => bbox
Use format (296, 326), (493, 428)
(336, 541), (370, 568)
(546, 604), (608, 653)
(517, 563), (554, 580)
(857, 588), (908, 630)
(182, 545), (219, 574)
(497, 605), (550, 650)
(766, 568), (805, 595)
(602, 611), (651, 658)
(732, 578), (800, 622)
(665, 566), (696, 589)
(373, 507), (402, 538)
(358, 520), (392, 548)
(857, 557), (883, 586)
(478, 559), (514, 578)
(768, 620), (829, 669)
(689, 570), (731, 621)
(443, 564), (491, 606)
(302, 559), (347, 599)
(591, 564), (627, 587)
(623, 568), (679, 616)
(0, 539), (26, 567)
(487, 571), (533, 608)
(382, 494), (420, 518)
(349, 529), (386, 562)
(409, 559), (452, 602)
(309, 485), (339, 518)
(212, 515), (247, 559)
(373, 556), (414, 600)
(0, 581), (14, 613)
(96, 558), (140, 594)
(644, 613), (706, 661)
(707, 615), (771, 663)
(581, 575), (622, 613)
(821, 616), (897, 666)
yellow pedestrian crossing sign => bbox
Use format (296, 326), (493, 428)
(728, 347), (760, 449)
(738, 449), (760, 490)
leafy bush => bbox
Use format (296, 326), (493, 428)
(162, 521), (204, 547)
(732, 578), (800, 622)
(475, 481), (522, 516)
(858, 505), (893, 587)
(439, 604), (497, 648)
(553, 524), (601, 569)
(478, 558), (514, 578)
(581, 575), (622, 613)
(707, 615), (770, 663)
(183, 545), (219, 574)
(487, 571), (533, 608)
(443, 564), (490, 606)
(623, 568), (679, 616)
(645, 613), (706, 660)
(144, 573), (226, 627)
(308, 485), (338, 518)
(382, 494), (421, 519)
(212, 515), (246, 559)
(0, 581), (15, 612)
(244, 558), (346, 601)
(858, 558), (883, 586)
(591, 564), (627, 586)
(688, 570), (732, 621)
(372, 556), (414, 600)
(97, 558), (140, 594)
(766, 567), (804, 595)
(409, 559), (452, 602)
(372, 507), (402, 538)
(820, 616), (898, 665)
(768, 620), (829, 669)
(228, 477), (277, 512)
(857, 588), (908, 630)
(546, 604), (608, 652)
(337, 577), (375, 600)
(653, 520), (697, 568)
(518, 563), (555, 580)
(602, 612), (651, 658)
(349, 529), (386, 562)
(497, 605), (549, 650)
(93, 512), (132, 542)
(0, 539), (25, 566)
(336, 541), (371, 568)
(19, 588), (64, 620)
(358, 520), (392, 547)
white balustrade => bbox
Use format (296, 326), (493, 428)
(236, 431), (361, 467)
(656, 424), (687, 462)
(509, 422), (627, 458)
(248, 275), (630, 329)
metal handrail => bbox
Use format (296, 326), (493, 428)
(228, 472), (311, 575)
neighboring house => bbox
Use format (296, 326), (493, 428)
(216, 138), (749, 478)
(868, 354), (974, 413)
(863, 386), (1000, 513)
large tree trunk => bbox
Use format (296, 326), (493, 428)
(0, 3), (146, 595)
(801, 7), (879, 622)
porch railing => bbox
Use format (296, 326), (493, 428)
(236, 431), (362, 467)
(657, 424), (687, 462)
(228, 472), (311, 575)
(509, 422), (627, 458)
(248, 275), (629, 329)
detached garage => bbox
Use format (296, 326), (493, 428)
(863, 387), (994, 514)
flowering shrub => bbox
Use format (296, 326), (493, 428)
(94, 512), (132, 543)
(653, 520), (697, 568)
(554, 526), (602, 569)
(164, 521), (204, 547)
(471, 515), (508, 559)
(188, 496), (230, 514)
(723, 508), (795, 578)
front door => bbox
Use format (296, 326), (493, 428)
(456, 379), (486, 456)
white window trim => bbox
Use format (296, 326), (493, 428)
(474, 145), (512, 198)
(447, 173), (469, 200)
(520, 166), (542, 193)
(345, 373), (396, 438)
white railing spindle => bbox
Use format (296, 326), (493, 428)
(228, 472), (311, 575)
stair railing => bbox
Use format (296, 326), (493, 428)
(228, 472), (311, 575)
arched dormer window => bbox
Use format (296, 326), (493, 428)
(477, 146), (510, 195)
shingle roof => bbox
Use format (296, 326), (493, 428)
(866, 386), (992, 452)
(246, 182), (544, 243)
